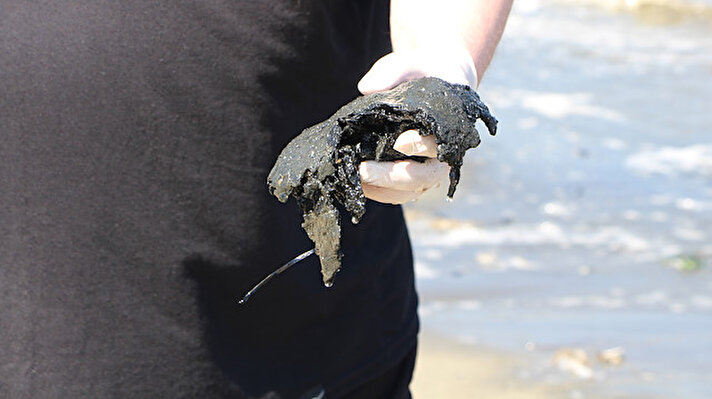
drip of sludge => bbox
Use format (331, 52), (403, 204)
(238, 248), (316, 305)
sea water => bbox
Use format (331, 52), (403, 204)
(407, 0), (712, 397)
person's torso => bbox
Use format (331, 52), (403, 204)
(0, 1), (417, 397)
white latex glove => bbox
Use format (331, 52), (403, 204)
(357, 47), (478, 204)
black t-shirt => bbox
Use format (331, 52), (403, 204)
(0, 1), (418, 398)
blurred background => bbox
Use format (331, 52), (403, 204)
(406, 0), (712, 398)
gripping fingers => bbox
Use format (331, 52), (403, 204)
(359, 130), (449, 204)
(359, 159), (450, 193)
(393, 130), (438, 158)
(361, 184), (421, 205)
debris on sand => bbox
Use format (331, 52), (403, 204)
(597, 347), (625, 366)
(553, 348), (594, 379)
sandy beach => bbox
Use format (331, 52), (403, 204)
(411, 333), (572, 399)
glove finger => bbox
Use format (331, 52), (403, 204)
(362, 183), (421, 205)
(393, 130), (438, 158)
(357, 53), (426, 95)
(359, 159), (450, 192)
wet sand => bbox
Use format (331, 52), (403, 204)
(411, 333), (571, 399)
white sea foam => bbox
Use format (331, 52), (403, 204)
(476, 252), (539, 272)
(634, 290), (669, 305)
(418, 301), (447, 317)
(457, 300), (482, 310)
(422, 249), (444, 260)
(557, 0), (712, 15)
(649, 211), (669, 222)
(669, 303), (688, 313)
(517, 117), (541, 130)
(414, 261), (440, 279)
(418, 300), (483, 316)
(549, 295), (628, 309)
(414, 222), (650, 253)
(489, 89), (625, 121)
(622, 210), (641, 220)
(603, 137), (628, 151)
(673, 227), (705, 241)
(541, 201), (573, 218)
(690, 296), (712, 309)
(626, 145), (712, 178)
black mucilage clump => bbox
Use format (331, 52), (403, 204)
(268, 77), (497, 287)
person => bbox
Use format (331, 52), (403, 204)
(0, 0), (511, 397)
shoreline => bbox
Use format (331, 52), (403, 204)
(411, 332), (574, 399)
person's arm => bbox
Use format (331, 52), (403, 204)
(358, 0), (512, 204)
(390, 0), (512, 85)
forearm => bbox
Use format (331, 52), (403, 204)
(390, 0), (513, 82)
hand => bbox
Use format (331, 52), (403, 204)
(359, 130), (450, 204)
(356, 47), (478, 204)
(358, 46), (478, 95)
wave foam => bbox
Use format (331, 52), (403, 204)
(626, 144), (712, 178)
